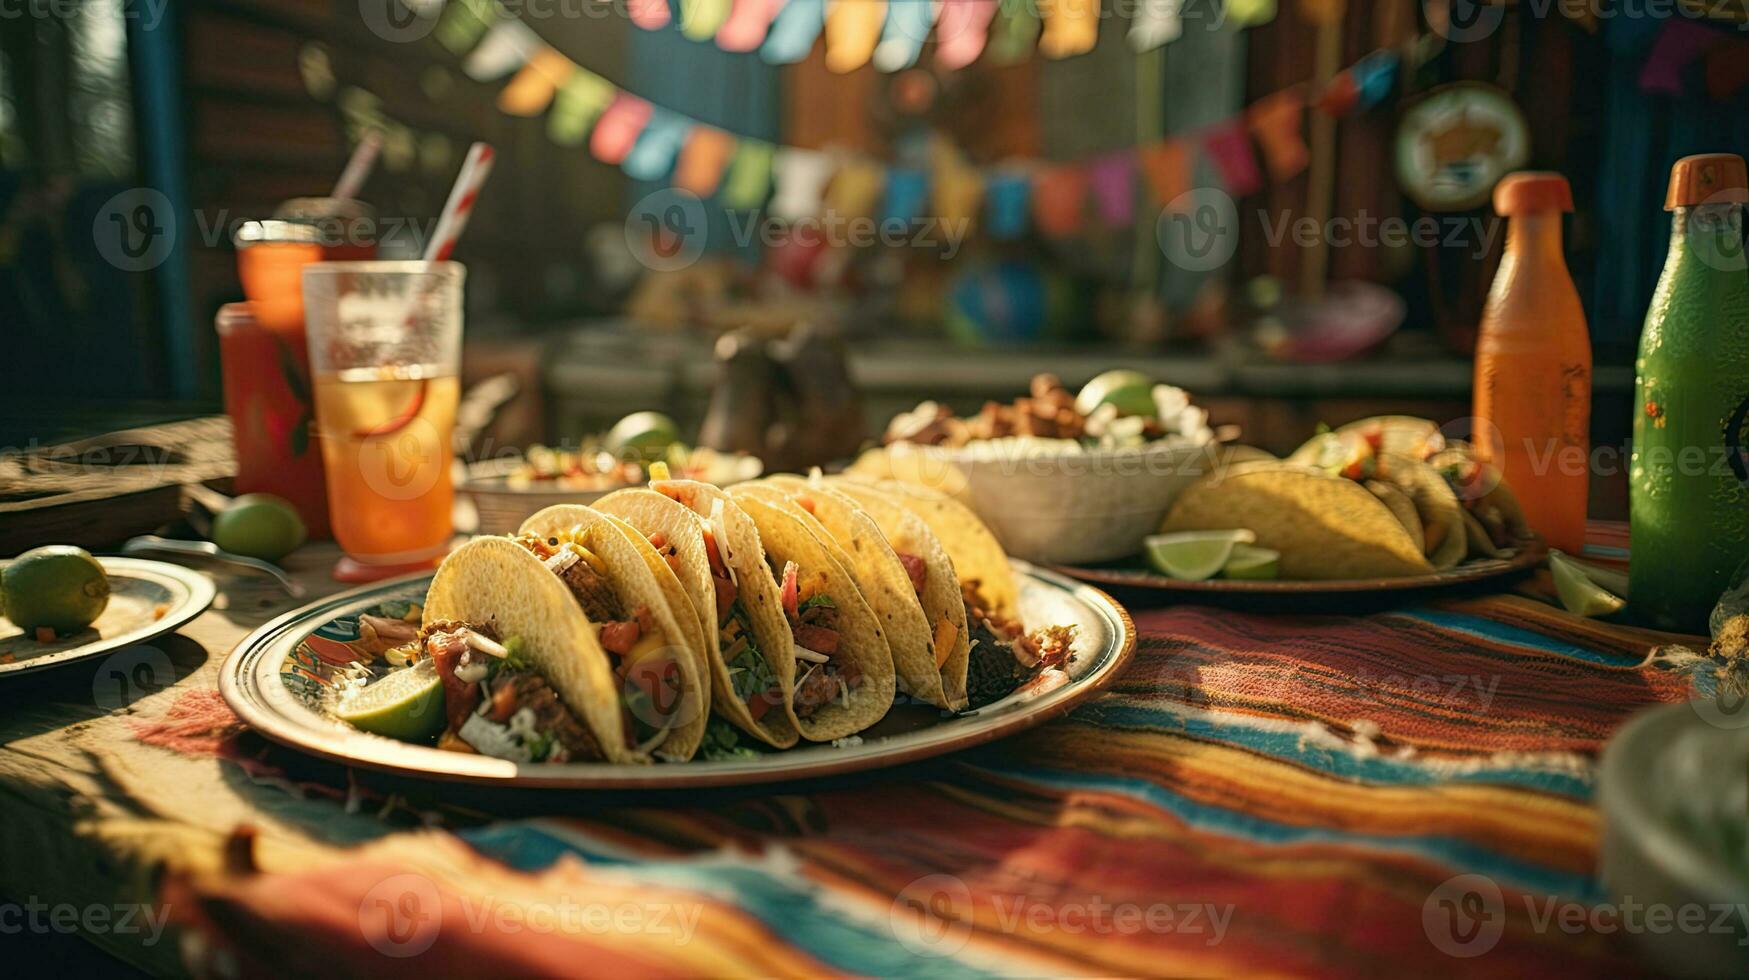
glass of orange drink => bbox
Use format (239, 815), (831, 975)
(302, 261), (464, 581)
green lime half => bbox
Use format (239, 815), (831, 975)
(2, 545), (110, 635)
(606, 411), (681, 461)
(212, 493), (307, 562)
(1075, 369), (1158, 418)
(1144, 530), (1257, 582)
(337, 659), (446, 742)
(1549, 550), (1627, 618)
(1222, 544), (1281, 581)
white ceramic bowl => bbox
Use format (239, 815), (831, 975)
(877, 439), (1224, 565)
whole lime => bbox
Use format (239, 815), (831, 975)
(1075, 369), (1158, 418)
(3, 545), (110, 635)
(212, 493), (307, 562)
(606, 411), (681, 461)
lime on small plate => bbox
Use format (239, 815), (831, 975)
(337, 659), (445, 742)
(1144, 530), (1257, 582)
(1222, 544), (1281, 581)
(1549, 550), (1627, 618)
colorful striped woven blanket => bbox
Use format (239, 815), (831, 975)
(167, 526), (1702, 977)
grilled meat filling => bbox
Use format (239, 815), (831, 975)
(487, 672), (606, 762)
(553, 554), (624, 623)
(421, 619), (608, 763)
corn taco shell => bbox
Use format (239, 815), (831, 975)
(839, 478), (1020, 623)
(758, 475), (967, 711)
(1364, 479), (1425, 555)
(1335, 416), (1445, 460)
(815, 477), (973, 711)
(600, 483), (800, 749)
(727, 489), (897, 740)
(1160, 462), (1435, 580)
(1374, 453), (1468, 570)
(517, 505), (710, 760)
(422, 536), (647, 764)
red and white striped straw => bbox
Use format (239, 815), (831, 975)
(330, 131), (382, 202)
(424, 142), (495, 262)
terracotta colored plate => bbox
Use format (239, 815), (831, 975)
(1052, 543), (1546, 596)
(219, 562), (1135, 789)
(0, 557), (215, 676)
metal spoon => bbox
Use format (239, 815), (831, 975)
(121, 535), (307, 598)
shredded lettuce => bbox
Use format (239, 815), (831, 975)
(502, 635), (530, 672)
(699, 717), (760, 761)
(723, 603), (774, 704)
(797, 594), (836, 615)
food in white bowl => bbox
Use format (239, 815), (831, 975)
(857, 373), (1233, 565)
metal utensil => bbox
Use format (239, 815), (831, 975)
(121, 535), (306, 598)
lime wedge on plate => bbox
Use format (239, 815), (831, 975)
(337, 659), (446, 742)
(1144, 530), (1257, 581)
(1222, 544), (1281, 581)
(1549, 550), (1627, 618)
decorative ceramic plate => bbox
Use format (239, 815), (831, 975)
(1053, 545), (1545, 598)
(0, 557), (216, 676)
(220, 562), (1136, 788)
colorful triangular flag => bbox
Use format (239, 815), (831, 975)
(984, 168), (1032, 238)
(770, 147), (836, 219)
(825, 0), (888, 73)
(721, 139), (776, 209)
(590, 93), (654, 166)
(1248, 89), (1308, 181)
(1202, 121), (1262, 198)
(463, 17), (539, 82)
(1033, 163), (1088, 236)
(936, 0), (996, 70)
(875, 0), (936, 72)
(763, 0), (825, 64)
(1129, 0), (1183, 52)
(498, 46), (574, 116)
(674, 127), (739, 197)
(547, 68), (617, 145)
(623, 108), (691, 181)
(719, 0), (787, 51)
(1087, 152), (1135, 227)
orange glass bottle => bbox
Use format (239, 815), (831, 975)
(1473, 172), (1593, 554)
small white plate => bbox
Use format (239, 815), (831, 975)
(0, 557), (217, 676)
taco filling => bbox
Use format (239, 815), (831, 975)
(891, 549), (959, 670)
(510, 532), (683, 753)
(402, 619), (608, 764)
(772, 558), (862, 718)
(693, 522), (785, 723)
(960, 581), (1075, 709)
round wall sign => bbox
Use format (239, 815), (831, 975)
(1395, 83), (1531, 212)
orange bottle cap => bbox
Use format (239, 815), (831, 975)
(1493, 172), (1573, 215)
(1665, 154), (1749, 209)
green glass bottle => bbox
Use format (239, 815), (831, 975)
(1631, 154), (1749, 633)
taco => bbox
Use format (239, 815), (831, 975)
(1428, 442), (1536, 550)
(838, 478), (1021, 623)
(417, 536), (677, 764)
(1160, 461), (1435, 580)
(725, 487), (898, 739)
(593, 484), (799, 749)
(751, 476), (965, 711)
(1289, 429), (1467, 570)
(516, 505), (711, 760)
(826, 478), (1058, 709)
